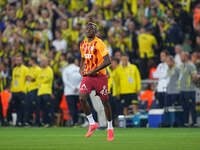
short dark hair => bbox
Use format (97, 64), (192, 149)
(167, 55), (174, 62)
(161, 50), (169, 56)
(112, 58), (120, 64)
(87, 21), (97, 32)
(121, 53), (129, 58)
(30, 57), (37, 64)
(67, 56), (75, 64)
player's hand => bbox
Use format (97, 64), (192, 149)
(136, 91), (141, 96)
(116, 95), (120, 100)
(52, 4), (57, 10)
(74, 88), (78, 93)
(79, 68), (85, 76)
(26, 76), (32, 81)
(85, 70), (97, 76)
(51, 94), (55, 99)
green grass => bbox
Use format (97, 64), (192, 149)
(0, 128), (200, 150)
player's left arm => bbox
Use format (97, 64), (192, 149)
(191, 65), (198, 83)
(87, 54), (111, 76)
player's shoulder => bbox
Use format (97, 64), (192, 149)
(48, 66), (53, 71)
(129, 64), (138, 69)
(95, 37), (104, 44)
(36, 66), (41, 71)
(22, 65), (28, 70)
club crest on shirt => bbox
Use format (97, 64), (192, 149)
(80, 84), (88, 91)
(90, 46), (94, 51)
(100, 85), (108, 96)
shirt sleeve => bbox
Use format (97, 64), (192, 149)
(62, 68), (75, 89)
(152, 36), (157, 46)
(135, 66), (141, 92)
(113, 67), (121, 95)
(153, 64), (168, 79)
(190, 64), (197, 75)
(97, 40), (109, 57)
(35, 67), (41, 79)
(80, 43), (84, 58)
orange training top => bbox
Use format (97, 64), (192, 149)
(80, 37), (109, 75)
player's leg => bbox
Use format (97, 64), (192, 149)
(131, 94), (139, 115)
(96, 75), (114, 141)
(16, 92), (25, 126)
(73, 96), (79, 125)
(43, 94), (53, 126)
(79, 93), (91, 115)
(32, 90), (38, 126)
(155, 92), (165, 108)
(184, 92), (190, 126)
(101, 98), (114, 141)
(101, 100), (112, 123)
(80, 93), (99, 137)
(109, 95), (117, 125)
(35, 95), (42, 126)
(66, 95), (78, 126)
(190, 91), (197, 126)
(120, 94), (129, 116)
(24, 91), (32, 126)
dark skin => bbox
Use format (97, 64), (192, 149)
(79, 23), (112, 121)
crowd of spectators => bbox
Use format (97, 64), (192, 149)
(0, 0), (200, 127)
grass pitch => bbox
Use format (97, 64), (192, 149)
(0, 127), (200, 150)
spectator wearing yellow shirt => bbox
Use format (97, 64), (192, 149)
(24, 57), (41, 126)
(94, 0), (114, 21)
(107, 58), (121, 122)
(127, 21), (138, 62)
(138, 28), (158, 59)
(37, 57), (54, 127)
(116, 54), (141, 115)
(138, 27), (158, 78)
(11, 54), (28, 126)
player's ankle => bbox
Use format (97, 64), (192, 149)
(87, 114), (95, 125)
(107, 121), (113, 130)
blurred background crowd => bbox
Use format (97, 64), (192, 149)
(0, 0), (200, 128)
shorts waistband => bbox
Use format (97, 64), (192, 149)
(83, 74), (106, 77)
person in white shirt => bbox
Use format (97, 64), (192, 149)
(153, 50), (169, 108)
(62, 56), (81, 126)
(174, 45), (183, 68)
(52, 30), (67, 53)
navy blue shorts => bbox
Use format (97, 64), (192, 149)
(120, 93), (138, 107)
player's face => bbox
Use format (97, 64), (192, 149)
(166, 58), (173, 68)
(121, 56), (128, 66)
(41, 59), (48, 68)
(86, 24), (96, 38)
(15, 56), (22, 66)
(160, 52), (166, 62)
(181, 53), (185, 62)
(28, 59), (34, 66)
(111, 60), (117, 69)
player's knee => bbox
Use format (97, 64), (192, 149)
(102, 100), (110, 107)
(79, 94), (87, 103)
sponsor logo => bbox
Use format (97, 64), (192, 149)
(80, 84), (88, 91)
(84, 54), (92, 59)
(100, 85), (108, 96)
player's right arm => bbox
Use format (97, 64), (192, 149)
(80, 57), (85, 76)
(80, 41), (85, 76)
